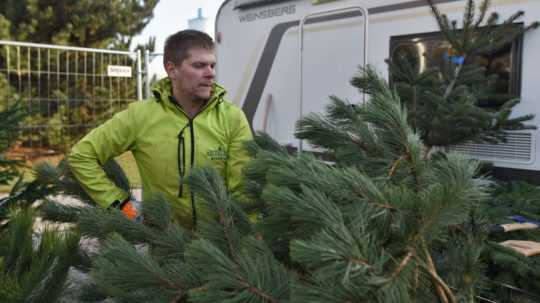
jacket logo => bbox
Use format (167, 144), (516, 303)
(207, 146), (228, 161)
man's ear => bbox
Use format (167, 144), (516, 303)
(164, 61), (176, 78)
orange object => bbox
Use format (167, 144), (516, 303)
(121, 201), (138, 220)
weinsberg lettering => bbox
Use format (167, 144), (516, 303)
(239, 5), (296, 23)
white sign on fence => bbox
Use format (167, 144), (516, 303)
(107, 65), (132, 77)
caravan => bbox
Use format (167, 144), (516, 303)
(214, 0), (540, 178)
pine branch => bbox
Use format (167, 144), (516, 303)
(91, 233), (188, 302)
(78, 207), (149, 244)
(39, 199), (83, 223)
(290, 215), (372, 282)
(24, 230), (81, 303)
(186, 168), (289, 303)
(1, 208), (34, 274)
(141, 194), (173, 230)
(244, 131), (288, 158)
(443, 57), (466, 99)
(0, 168), (59, 217)
(391, 252), (414, 280)
(186, 239), (288, 303)
(474, 0), (491, 27)
(295, 98), (375, 154)
(427, 0), (456, 47)
(419, 239), (457, 303)
(187, 167), (250, 258)
(0, 208), (80, 303)
(436, 234), (488, 301)
(343, 170), (396, 212)
(462, 0), (476, 52)
(0, 102), (26, 153)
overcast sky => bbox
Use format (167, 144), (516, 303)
(132, 0), (226, 77)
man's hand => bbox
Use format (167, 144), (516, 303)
(121, 200), (140, 220)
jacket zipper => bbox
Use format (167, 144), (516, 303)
(177, 124), (188, 197)
(188, 119), (196, 227)
(173, 99), (206, 227)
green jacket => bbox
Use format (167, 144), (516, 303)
(68, 78), (253, 228)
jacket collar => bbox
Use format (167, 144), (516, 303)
(151, 78), (226, 113)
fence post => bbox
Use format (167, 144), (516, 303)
(136, 49), (143, 101)
(145, 49), (151, 100)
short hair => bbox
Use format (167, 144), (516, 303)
(163, 30), (214, 67)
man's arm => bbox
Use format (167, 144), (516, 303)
(68, 107), (137, 208)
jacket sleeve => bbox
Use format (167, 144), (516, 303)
(68, 106), (137, 208)
(226, 110), (253, 199)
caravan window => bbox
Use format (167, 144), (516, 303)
(389, 28), (523, 107)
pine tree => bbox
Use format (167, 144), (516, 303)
(351, 0), (539, 150)
(0, 103), (25, 187)
(43, 68), (494, 302)
(0, 0), (159, 49)
(0, 105), (83, 303)
(0, 208), (81, 303)
(32, 1), (540, 302)
(476, 182), (540, 302)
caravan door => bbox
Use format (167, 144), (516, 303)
(216, 0), (369, 149)
(298, 6), (368, 152)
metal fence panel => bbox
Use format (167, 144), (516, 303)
(0, 40), (141, 158)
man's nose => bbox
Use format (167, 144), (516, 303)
(204, 65), (215, 78)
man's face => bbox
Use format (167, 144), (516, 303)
(167, 47), (216, 101)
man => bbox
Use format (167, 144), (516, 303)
(68, 30), (253, 229)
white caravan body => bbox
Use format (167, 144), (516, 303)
(215, 0), (540, 177)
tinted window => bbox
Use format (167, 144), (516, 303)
(390, 28), (522, 107)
